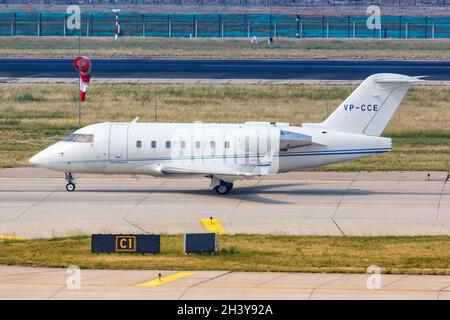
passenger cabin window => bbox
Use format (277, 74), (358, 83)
(151, 141), (156, 148)
(210, 141), (216, 149)
(195, 141), (201, 149)
(165, 141), (171, 148)
(180, 141), (186, 149)
(225, 141), (230, 149)
(62, 134), (93, 143)
(136, 140), (142, 148)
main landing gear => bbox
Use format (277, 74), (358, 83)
(213, 181), (233, 195)
(65, 172), (75, 192)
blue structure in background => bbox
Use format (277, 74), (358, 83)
(0, 11), (449, 38)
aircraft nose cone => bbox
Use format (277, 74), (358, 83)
(29, 154), (40, 165)
(29, 143), (65, 169)
(29, 151), (48, 167)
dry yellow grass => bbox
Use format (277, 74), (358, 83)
(0, 235), (449, 274)
(0, 37), (449, 60)
(1, 83), (449, 129)
(0, 84), (449, 170)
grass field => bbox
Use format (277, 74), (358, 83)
(0, 235), (449, 275)
(0, 37), (449, 60)
(1, 83), (449, 171)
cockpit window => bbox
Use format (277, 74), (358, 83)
(62, 134), (93, 143)
(73, 134), (94, 143)
(62, 134), (77, 142)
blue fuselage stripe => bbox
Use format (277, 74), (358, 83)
(60, 148), (391, 164)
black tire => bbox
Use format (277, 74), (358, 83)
(66, 183), (76, 192)
(214, 181), (231, 195)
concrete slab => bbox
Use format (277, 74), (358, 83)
(0, 167), (449, 237)
(0, 266), (448, 300)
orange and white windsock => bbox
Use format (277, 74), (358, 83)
(73, 56), (91, 102)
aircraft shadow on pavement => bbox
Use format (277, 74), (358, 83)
(76, 183), (375, 205)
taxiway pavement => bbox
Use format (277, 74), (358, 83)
(0, 167), (448, 238)
(1, 58), (450, 81)
(0, 265), (449, 300)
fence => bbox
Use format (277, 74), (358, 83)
(0, 11), (449, 38)
(1, 1), (450, 8)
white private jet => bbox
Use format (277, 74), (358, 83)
(30, 73), (423, 195)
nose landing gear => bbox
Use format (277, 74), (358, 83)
(65, 172), (75, 192)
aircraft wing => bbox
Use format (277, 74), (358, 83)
(160, 163), (272, 177)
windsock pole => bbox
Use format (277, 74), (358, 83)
(66, 5), (83, 128)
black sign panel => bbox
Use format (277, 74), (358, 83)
(184, 233), (216, 254)
(91, 234), (160, 254)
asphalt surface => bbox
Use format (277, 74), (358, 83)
(2, 58), (450, 80)
(1, 266), (449, 300)
(0, 168), (448, 238)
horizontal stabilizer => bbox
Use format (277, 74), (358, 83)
(374, 75), (427, 83)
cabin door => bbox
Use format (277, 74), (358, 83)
(109, 124), (128, 162)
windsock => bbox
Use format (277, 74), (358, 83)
(73, 56), (91, 102)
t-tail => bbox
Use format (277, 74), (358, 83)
(303, 73), (425, 136)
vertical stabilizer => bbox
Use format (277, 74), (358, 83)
(308, 74), (424, 136)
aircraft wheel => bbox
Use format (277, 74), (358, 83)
(66, 183), (76, 192)
(214, 181), (232, 195)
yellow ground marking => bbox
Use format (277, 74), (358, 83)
(0, 235), (26, 241)
(136, 272), (195, 287)
(200, 218), (228, 235)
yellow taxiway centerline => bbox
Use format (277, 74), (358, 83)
(136, 272), (195, 287)
(200, 218), (228, 235)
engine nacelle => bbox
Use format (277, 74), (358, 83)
(279, 130), (312, 151)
